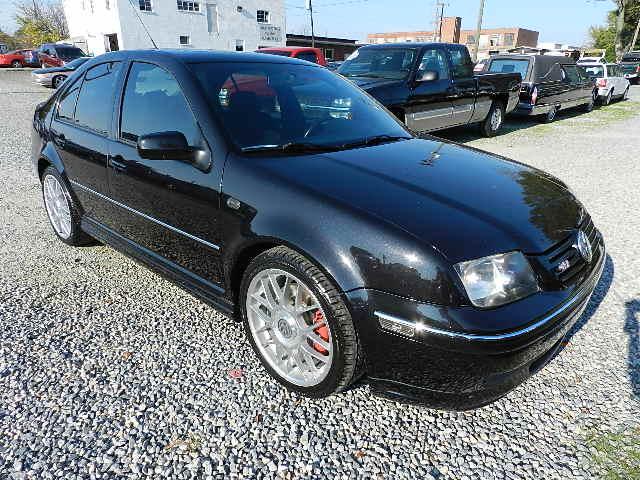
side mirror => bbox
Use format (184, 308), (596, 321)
(137, 131), (192, 161)
(416, 70), (439, 83)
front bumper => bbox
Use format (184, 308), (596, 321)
(346, 242), (606, 410)
(32, 75), (53, 87)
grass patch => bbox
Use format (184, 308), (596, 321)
(587, 426), (640, 479)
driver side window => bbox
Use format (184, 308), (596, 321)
(417, 49), (450, 80)
(120, 62), (201, 146)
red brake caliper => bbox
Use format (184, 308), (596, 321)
(312, 310), (329, 354)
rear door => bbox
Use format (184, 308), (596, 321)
(49, 61), (121, 220)
(445, 45), (477, 125)
(405, 47), (454, 132)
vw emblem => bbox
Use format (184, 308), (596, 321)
(575, 230), (593, 263)
(277, 318), (294, 339)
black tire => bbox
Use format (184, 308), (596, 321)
(479, 101), (504, 137)
(240, 246), (362, 398)
(540, 106), (558, 123)
(52, 75), (65, 89)
(602, 89), (613, 106)
(10, 60), (22, 68)
(622, 87), (630, 101)
(41, 166), (94, 246)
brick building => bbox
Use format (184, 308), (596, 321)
(367, 17), (539, 58)
(286, 34), (359, 61)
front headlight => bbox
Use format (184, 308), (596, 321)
(454, 251), (539, 308)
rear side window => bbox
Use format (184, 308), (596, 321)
(74, 62), (121, 134)
(446, 45), (474, 78)
(488, 59), (530, 79)
(56, 80), (81, 122)
(562, 65), (582, 83)
(120, 62), (201, 145)
(583, 65), (604, 78)
(296, 51), (318, 63)
(417, 49), (450, 80)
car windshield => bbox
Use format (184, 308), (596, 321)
(56, 47), (85, 60)
(583, 65), (604, 78)
(256, 50), (292, 57)
(66, 57), (89, 68)
(191, 62), (410, 152)
(488, 59), (530, 79)
(338, 48), (418, 80)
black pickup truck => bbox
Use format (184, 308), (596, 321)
(338, 43), (521, 137)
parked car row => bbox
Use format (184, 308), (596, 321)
(31, 48), (606, 409)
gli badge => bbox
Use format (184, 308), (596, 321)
(575, 230), (593, 263)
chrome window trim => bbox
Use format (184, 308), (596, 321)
(69, 180), (221, 251)
(375, 248), (605, 342)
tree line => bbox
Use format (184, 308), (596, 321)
(590, 0), (640, 60)
(0, 0), (67, 49)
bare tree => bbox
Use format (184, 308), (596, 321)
(14, 0), (68, 46)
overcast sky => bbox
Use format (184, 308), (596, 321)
(1, 0), (613, 45)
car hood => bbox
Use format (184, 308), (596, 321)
(258, 138), (582, 263)
(343, 76), (401, 90)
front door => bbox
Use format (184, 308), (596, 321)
(405, 47), (454, 132)
(106, 61), (225, 287)
(49, 61), (121, 220)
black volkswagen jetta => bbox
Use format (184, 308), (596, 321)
(31, 50), (605, 409)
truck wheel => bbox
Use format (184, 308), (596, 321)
(582, 95), (595, 112)
(480, 102), (504, 137)
(10, 60), (22, 68)
(52, 76), (66, 89)
(623, 87), (630, 100)
(540, 106), (558, 123)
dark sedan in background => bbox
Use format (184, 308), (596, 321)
(485, 54), (597, 123)
(31, 49), (605, 409)
(32, 57), (90, 88)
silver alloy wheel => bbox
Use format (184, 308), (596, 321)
(490, 107), (502, 131)
(246, 268), (333, 387)
(43, 175), (72, 239)
(624, 87), (629, 100)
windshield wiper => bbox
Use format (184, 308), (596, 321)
(241, 142), (339, 154)
(339, 135), (412, 150)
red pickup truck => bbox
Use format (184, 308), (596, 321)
(255, 47), (327, 66)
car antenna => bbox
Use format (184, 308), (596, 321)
(126, 0), (158, 49)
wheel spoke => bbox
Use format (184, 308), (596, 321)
(248, 304), (272, 325)
(307, 334), (330, 351)
(251, 292), (272, 311)
(301, 344), (329, 363)
(261, 278), (278, 309)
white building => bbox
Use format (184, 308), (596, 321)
(63, 0), (286, 56)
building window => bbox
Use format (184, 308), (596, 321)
(179, 35), (191, 45)
(257, 10), (269, 23)
(504, 33), (515, 46)
(105, 0), (109, 8)
(235, 40), (245, 52)
(89, 0), (94, 13)
(139, 0), (152, 11)
(324, 48), (334, 60)
(177, 0), (200, 11)
(206, 3), (218, 33)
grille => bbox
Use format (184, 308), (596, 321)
(531, 214), (602, 288)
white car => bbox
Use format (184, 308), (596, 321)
(581, 63), (630, 105)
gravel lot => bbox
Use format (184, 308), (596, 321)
(1, 70), (639, 480)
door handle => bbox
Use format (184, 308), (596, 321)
(110, 155), (127, 173)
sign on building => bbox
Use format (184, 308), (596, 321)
(260, 24), (282, 43)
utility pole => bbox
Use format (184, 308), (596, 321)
(431, 1), (447, 42)
(472, 0), (486, 61)
(306, 0), (315, 47)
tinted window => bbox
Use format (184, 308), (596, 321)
(257, 50), (291, 57)
(296, 52), (318, 63)
(55, 46), (85, 60)
(488, 59), (530, 79)
(75, 62), (121, 134)
(622, 54), (640, 62)
(120, 62), (201, 145)
(56, 80), (81, 122)
(446, 45), (474, 78)
(339, 48), (418, 80)
(562, 65), (581, 83)
(193, 62), (409, 151)
(583, 65), (604, 78)
(417, 49), (450, 80)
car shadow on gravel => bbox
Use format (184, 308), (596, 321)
(432, 108), (599, 144)
(624, 299), (640, 399)
(564, 255), (615, 345)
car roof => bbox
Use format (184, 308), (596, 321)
(360, 42), (462, 49)
(91, 49), (319, 66)
(258, 47), (319, 52)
